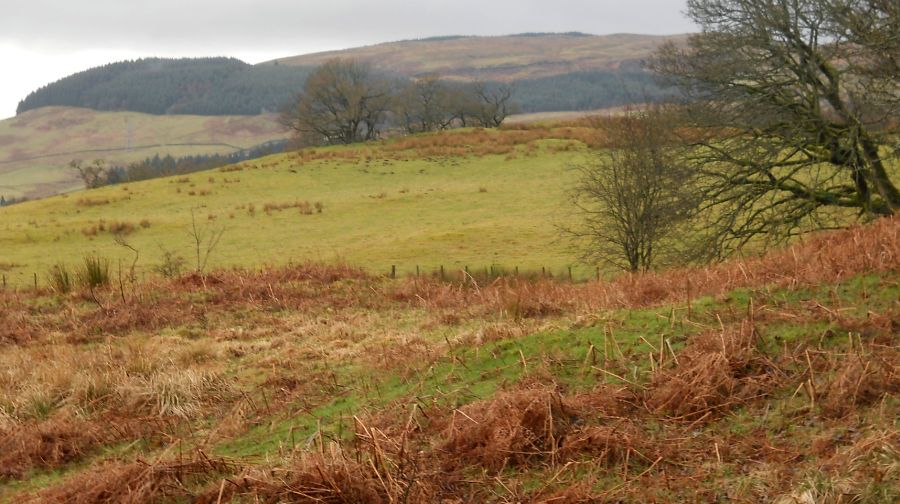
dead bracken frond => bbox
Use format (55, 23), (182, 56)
(28, 450), (237, 504)
(0, 417), (108, 480)
(647, 320), (782, 420)
(440, 384), (574, 471)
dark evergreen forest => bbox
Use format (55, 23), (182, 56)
(17, 57), (668, 116)
(16, 58), (316, 115)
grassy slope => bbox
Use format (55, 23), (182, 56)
(0, 107), (287, 200)
(0, 219), (896, 501)
(0, 127), (592, 286)
(271, 33), (685, 81)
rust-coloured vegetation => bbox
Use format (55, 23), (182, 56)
(1, 218), (897, 502)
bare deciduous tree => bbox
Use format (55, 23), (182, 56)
(188, 208), (225, 275)
(70, 159), (107, 189)
(395, 75), (456, 134)
(651, 0), (900, 256)
(566, 107), (697, 272)
(281, 59), (393, 145)
(469, 82), (517, 128)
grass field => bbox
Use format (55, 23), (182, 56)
(0, 126), (600, 287)
(0, 107), (287, 200)
(0, 217), (896, 501)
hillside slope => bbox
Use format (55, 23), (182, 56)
(272, 32), (685, 81)
(0, 107), (287, 200)
(0, 126), (594, 285)
(1, 216), (896, 501)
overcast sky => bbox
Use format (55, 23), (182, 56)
(0, 0), (694, 119)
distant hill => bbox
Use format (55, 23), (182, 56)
(269, 32), (686, 81)
(0, 107), (287, 200)
(17, 34), (682, 117)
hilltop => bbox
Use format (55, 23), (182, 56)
(0, 107), (287, 200)
(271, 32), (685, 81)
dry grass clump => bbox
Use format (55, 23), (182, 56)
(647, 320), (782, 420)
(81, 220), (137, 236)
(440, 384), (575, 471)
(0, 338), (230, 423)
(119, 369), (232, 419)
(75, 197), (112, 207)
(31, 452), (237, 504)
(262, 200), (323, 215)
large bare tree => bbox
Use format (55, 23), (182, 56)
(652, 0), (899, 255)
(281, 59), (392, 145)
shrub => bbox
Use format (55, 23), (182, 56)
(154, 249), (186, 278)
(107, 221), (135, 235)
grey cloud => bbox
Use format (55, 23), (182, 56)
(1, 0), (695, 56)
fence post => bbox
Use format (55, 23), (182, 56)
(596, 266), (601, 282)
(390, 265), (396, 279)
(568, 266), (573, 281)
(33, 272), (38, 290)
(440, 265), (445, 281)
(2, 274), (5, 288)
(515, 266), (519, 277)
(416, 265), (420, 277)
(542, 266), (546, 277)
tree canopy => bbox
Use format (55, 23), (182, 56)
(652, 0), (900, 255)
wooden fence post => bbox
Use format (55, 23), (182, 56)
(440, 265), (445, 281)
(390, 265), (396, 279)
(33, 272), (38, 290)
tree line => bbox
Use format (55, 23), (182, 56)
(70, 140), (287, 189)
(280, 60), (522, 145)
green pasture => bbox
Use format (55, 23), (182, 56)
(0, 140), (588, 286)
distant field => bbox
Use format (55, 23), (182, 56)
(0, 107), (287, 200)
(271, 33), (685, 81)
(0, 127), (597, 285)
